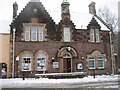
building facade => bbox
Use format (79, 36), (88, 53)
(10, 0), (112, 77)
(0, 34), (10, 78)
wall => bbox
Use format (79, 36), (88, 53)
(0, 34), (10, 77)
(14, 41), (112, 77)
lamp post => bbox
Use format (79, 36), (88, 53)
(12, 28), (16, 78)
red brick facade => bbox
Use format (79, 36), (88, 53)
(10, 1), (112, 77)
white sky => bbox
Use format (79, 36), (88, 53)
(0, 0), (119, 33)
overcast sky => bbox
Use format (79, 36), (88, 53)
(0, 0), (119, 33)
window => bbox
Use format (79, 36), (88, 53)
(88, 56), (95, 69)
(25, 25), (30, 41)
(25, 25), (44, 41)
(64, 27), (70, 42)
(31, 26), (37, 41)
(90, 29), (95, 42)
(38, 26), (43, 41)
(22, 53), (31, 71)
(37, 53), (46, 71)
(95, 29), (100, 42)
(88, 51), (105, 70)
(90, 29), (100, 42)
(98, 56), (104, 69)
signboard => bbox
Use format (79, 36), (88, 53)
(77, 63), (83, 70)
(53, 62), (59, 69)
(16, 56), (20, 61)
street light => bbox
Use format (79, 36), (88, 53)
(12, 28), (16, 78)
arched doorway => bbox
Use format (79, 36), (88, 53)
(63, 53), (72, 73)
(57, 46), (78, 73)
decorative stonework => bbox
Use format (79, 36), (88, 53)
(57, 46), (78, 58)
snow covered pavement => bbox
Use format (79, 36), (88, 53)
(1, 75), (120, 88)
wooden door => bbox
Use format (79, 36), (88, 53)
(63, 58), (71, 73)
(63, 58), (67, 73)
(67, 58), (71, 72)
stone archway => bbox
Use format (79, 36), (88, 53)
(57, 46), (77, 58)
(57, 46), (78, 73)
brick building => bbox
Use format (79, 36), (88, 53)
(10, 0), (112, 77)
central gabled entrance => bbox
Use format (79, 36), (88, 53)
(63, 53), (72, 73)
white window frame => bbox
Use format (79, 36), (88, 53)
(88, 56), (95, 69)
(24, 24), (44, 42)
(25, 25), (30, 41)
(95, 29), (100, 42)
(98, 56), (104, 69)
(31, 26), (37, 41)
(38, 26), (44, 41)
(37, 53), (46, 71)
(90, 29), (100, 42)
(22, 53), (31, 71)
(90, 29), (95, 42)
(64, 27), (70, 42)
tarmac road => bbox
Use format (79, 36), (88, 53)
(2, 81), (120, 89)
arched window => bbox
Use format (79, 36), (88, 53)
(37, 53), (46, 71)
(22, 53), (31, 71)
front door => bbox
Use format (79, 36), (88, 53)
(63, 58), (71, 73)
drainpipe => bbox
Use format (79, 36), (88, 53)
(12, 28), (16, 78)
(109, 31), (115, 75)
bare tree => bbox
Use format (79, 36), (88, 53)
(98, 6), (118, 31)
(98, 6), (118, 53)
(98, 6), (119, 74)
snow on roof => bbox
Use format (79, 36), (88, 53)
(71, 13), (109, 30)
(49, 11), (109, 31)
(71, 13), (92, 29)
(94, 16), (109, 31)
(0, 13), (109, 34)
(0, 20), (10, 34)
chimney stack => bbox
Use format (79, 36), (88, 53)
(88, 2), (96, 15)
(13, 2), (18, 19)
(61, 0), (70, 20)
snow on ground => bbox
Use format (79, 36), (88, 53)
(1, 75), (119, 88)
(2, 75), (119, 84)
